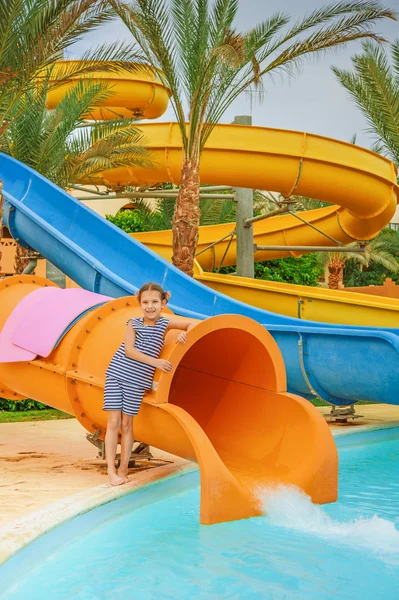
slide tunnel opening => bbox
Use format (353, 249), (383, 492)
(167, 328), (279, 465)
(164, 325), (324, 485)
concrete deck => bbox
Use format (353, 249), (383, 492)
(0, 418), (188, 527)
(0, 404), (398, 566)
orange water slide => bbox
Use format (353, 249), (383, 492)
(0, 276), (337, 524)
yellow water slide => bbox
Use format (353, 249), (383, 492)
(48, 65), (399, 327)
(98, 122), (399, 327)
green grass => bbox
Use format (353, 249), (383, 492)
(310, 398), (373, 407)
(0, 409), (75, 423)
(0, 400), (375, 422)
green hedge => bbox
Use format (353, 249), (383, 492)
(106, 210), (149, 233)
(0, 399), (48, 412)
(344, 262), (399, 287)
(219, 254), (323, 287)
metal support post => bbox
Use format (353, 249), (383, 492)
(233, 115), (254, 278)
(245, 205), (290, 227)
(21, 259), (38, 275)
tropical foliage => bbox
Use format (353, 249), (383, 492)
(0, 0), (149, 273)
(106, 195), (237, 232)
(0, 78), (149, 190)
(219, 254), (324, 286)
(343, 228), (399, 285)
(108, 203), (324, 286)
(318, 229), (399, 288)
(109, 0), (395, 276)
(0, 76), (150, 272)
(0, 399), (47, 412)
(333, 40), (399, 166)
(0, 0), (142, 137)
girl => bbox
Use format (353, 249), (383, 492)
(103, 282), (196, 486)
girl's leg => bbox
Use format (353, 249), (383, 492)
(118, 413), (134, 482)
(105, 410), (124, 486)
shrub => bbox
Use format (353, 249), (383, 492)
(0, 399), (48, 411)
(106, 210), (148, 233)
(219, 254), (323, 287)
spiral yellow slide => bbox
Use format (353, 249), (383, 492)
(48, 65), (399, 327)
(101, 122), (399, 328)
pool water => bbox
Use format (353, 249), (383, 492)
(1, 428), (399, 600)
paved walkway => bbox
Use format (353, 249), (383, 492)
(1, 404), (399, 527)
(0, 419), (186, 528)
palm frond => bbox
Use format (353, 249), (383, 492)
(0, 0), (135, 136)
(109, 0), (187, 147)
(333, 40), (399, 165)
(1, 71), (151, 189)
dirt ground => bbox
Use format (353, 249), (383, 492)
(1, 404), (399, 527)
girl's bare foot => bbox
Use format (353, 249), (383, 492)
(108, 471), (126, 486)
(117, 470), (130, 483)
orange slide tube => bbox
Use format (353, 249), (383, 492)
(0, 276), (337, 524)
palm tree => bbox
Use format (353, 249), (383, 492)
(0, 77), (150, 272)
(318, 235), (399, 289)
(0, 0), (151, 274)
(333, 40), (399, 165)
(109, 0), (395, 276)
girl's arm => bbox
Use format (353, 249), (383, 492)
(124, 324), (172, 372)
(166, 318), (196, 344)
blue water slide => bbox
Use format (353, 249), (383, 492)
(1, 153), (398, 406)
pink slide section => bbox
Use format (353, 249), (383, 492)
(0, 288), (111, 363)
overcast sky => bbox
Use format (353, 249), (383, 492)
(73, 0), (399, 150)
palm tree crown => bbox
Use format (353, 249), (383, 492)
(0, 77), (150, 189)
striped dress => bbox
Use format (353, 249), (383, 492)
(103, 316), (169, 415)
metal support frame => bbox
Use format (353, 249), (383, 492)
(256, 189), (345, 247)
(286, 210), (344, 246)
(327, 405), (363, 423)
(69, 184), (233, 198)
(21, 252), (43, 275)
(254, 245), (367, 253)
(73, 191), (236, 201)
(21, 258), (38, 275)
(86, 430), (153, 466)
(195, 231), (236, 258)
(245, 205), (289, 227)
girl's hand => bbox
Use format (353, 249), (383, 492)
(156, 359), (173, 372)
(177, 331), (187, 344)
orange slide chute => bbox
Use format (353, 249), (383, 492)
(0, 276), (337, 524)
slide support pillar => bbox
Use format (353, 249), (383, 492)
(233, 115), (255, 279)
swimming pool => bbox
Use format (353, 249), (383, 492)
(1, 427), (399, 600)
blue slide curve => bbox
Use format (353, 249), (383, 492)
(1, 153), (398, 406)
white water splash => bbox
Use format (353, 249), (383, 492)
(258, 485), (399, 558)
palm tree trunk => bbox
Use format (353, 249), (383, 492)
(172, 157), (201, 277)
(14, 244), (31, 274)
(328, 258), (345, 289)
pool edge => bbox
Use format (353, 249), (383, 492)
(0, 460), (198, 567)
